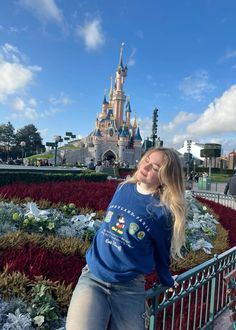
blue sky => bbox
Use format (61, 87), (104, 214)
(0, 0), (236, 154)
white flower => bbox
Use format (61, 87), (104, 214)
(33, 315), (45, 326)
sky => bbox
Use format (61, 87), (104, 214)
(0, 0), (236, 155)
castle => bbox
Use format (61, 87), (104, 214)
(60, 45), (143, 167)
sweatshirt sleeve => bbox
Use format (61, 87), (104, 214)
(152, 211), (174, 287)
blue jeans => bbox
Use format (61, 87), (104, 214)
(66, 265), (146, 330)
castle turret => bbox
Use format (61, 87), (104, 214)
(113, 43), (128, 129)
(132, 115), (137, 137)
(125, 97), (131, 128)
(133, 126), (142, 164)
(118, 125), (128, 163)
(93, 128), (103, 162)
(109, 76), (113, 106)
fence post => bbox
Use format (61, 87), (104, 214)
(148, 297), (157, 330)
(209, 254), (218, 327)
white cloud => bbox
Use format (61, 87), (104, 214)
(9, 26), (28, 33)
(24, 107), (39, 120)
(127, 48), (137, 67)
(179, 70), (215, 101)
(172, 133), (190, 145)
(38, 128), (49, 138)
(136, 29), (144, 39)
(18, 0), (63, 24)
(145, 73), (157, 87)
(0, 43), (41, 102)
(173, 111), (197, 125)
(135, 87), (236, 153)
(28, 98), (37, 107)
(12, 97), (25, 111)
(41, 107), (63, 117)
(0, 62), (33, 101)
(76, 18), (105, 50)
(187, 84), (236, 135)
(49, 92), (71, 106)
(1, 43), (22, 63)
(9, 97), (39, 120)
(224, 49), (236, 59)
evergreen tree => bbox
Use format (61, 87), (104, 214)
(0, 122), (16, 161)
(15, 124), (45, 157)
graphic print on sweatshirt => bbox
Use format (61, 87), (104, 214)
(101, 202), (152, 252)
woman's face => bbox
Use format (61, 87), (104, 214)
(136, 151), (166, 189)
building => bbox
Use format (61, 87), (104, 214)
(58, 45), (142, 167)
(228, 151), (236, 170)
(178, 140), (205, 161)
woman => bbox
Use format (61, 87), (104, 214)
(66, 147), (186, 330)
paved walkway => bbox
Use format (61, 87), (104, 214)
(192, 181), (227, 194)
(214, 309), (233, 329)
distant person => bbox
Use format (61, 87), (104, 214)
(87, 159), (95, 170)
(95, 161), (103, 173)
(224, 173), (236, 201)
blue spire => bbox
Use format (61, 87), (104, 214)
(126, 99), (131, 112)
(134, 127), (142, 141)
(118, 42), (125, 69)
(94, 128), (102, 137)
(119, 127), (127, 137)
(103, 94), (109, 104)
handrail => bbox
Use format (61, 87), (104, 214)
(145, 237), (236, 329)
(192, 190), (236, 210)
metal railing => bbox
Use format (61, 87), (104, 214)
(192, 190), (236, 210)
(146, 246), (236, 329)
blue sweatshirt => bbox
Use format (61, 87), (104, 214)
(86, 183), (174, 287)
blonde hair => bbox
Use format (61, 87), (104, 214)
(125, 147), (186, 258)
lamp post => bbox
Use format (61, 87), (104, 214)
(20, 141), (26, 165)
(54, 135), (61, 166)
(186, 140), (192, 178)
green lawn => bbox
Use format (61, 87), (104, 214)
(210, 173), (231, 182)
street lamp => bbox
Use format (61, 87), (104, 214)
(54, 135), (61, 166)
(20, 141), (26, 165)
(186, 140), (192, 178)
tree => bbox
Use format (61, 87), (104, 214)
(15, 124), (45, 157)
(150, 108), (158, 147)
(0, 122), (16, 161)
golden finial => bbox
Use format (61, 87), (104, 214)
(109, 76), (113, 99)
(133, 110), (137, 128)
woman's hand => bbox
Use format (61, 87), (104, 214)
(168, 274), (179, 292)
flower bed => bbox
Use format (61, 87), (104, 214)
(0, 180), (119, 211)
(196, 197), (236, 248)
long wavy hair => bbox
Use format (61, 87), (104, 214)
(125, 147), (186, 258)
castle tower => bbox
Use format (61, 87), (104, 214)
(125, 97), (131, 128)
(113, 43), (127, 129)
(102, 93), (109, 113)
(93, 128), (103, 162)
(118, 125), (128, 163)
(133, 126), (142, 163)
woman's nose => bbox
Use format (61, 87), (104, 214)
(143, 163), (152, 170)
